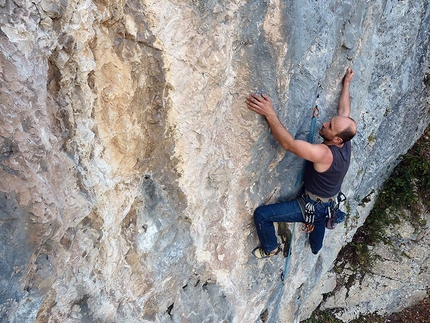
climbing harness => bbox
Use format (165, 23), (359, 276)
(301, 190), (347, 232)
(301, 190), (334, 233)
(268, 85), (322, 323)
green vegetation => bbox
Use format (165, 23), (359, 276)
(368, 131), (430, 236)
(367, 132), (376, 143)
(382, 149), (430, 210)
(303, 309), (339, 323)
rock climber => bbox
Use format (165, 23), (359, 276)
(246, 68), (357, 258)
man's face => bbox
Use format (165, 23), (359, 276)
(320, 116), (357, 143)
(319, 117), (343, 141)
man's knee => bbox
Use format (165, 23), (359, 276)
(253, 206), (267, 226)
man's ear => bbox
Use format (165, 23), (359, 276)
(333, 136), (344, 145)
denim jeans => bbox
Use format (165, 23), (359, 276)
(254, 196), (330, 254)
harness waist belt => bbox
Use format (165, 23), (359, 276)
(305, 189), (336, 203)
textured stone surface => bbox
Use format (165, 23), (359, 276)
(321, 206), (430, 322)
(0, 0), (429, 322)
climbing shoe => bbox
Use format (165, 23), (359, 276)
(251, 246), (282, 259)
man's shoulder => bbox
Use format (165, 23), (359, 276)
(344, 140), (352, 151)
(328, 140), (352, 150)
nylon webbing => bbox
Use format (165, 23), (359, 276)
(295, 102), (320, 186)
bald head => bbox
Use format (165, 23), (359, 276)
(334, 116), (357, 143)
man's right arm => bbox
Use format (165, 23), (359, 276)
(246, 94), (333, 170)
(338, 68), (354, 117)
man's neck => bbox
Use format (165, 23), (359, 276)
(323, 140), (344, 148)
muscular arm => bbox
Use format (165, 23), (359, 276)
(246, 94), (332, 169)
(338, 68), (354, 117)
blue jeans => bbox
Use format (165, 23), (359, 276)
(254, 196), (329, 254)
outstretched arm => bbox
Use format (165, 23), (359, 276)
(246, 94), (332, 169)
(338, 68), (354, 117)
(246, 94), (294, 149)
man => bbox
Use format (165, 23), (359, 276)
(246, 68), (356, 258)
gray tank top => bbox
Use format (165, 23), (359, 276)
(304, 141), (351, 198)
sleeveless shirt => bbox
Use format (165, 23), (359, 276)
(304, 141), (351, 198)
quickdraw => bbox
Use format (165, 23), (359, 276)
(307, 98), (320, 144)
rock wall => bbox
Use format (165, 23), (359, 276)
(0, 0), (429, 322)
(322, 205), (430, 322)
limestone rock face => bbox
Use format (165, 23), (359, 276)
(321, 202), (430, 322)
(0, 0), (429, 322)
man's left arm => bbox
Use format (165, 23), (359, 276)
(338, 68), (354, 117)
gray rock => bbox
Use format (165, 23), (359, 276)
(321, 207), (430, 322)
(0, 0), (429, 322)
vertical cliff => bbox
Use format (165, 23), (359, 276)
(1, 0), (429, 322)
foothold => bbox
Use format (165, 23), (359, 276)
(260, 308), (269, 322)
(166, 303), (174, 317)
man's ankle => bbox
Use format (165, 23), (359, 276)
(270, 247), (278, 254)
